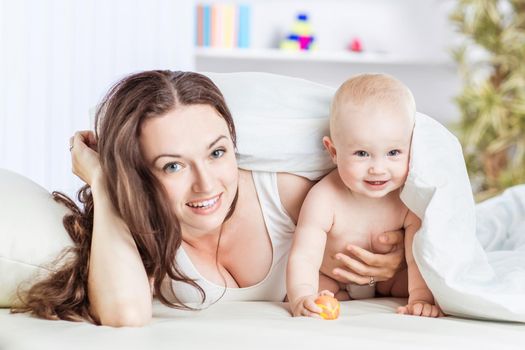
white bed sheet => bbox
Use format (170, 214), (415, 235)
(1, 298), (524, 350)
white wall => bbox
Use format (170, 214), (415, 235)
(0, 0), (194, 196)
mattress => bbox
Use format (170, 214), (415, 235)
(1, 298), (524, 350)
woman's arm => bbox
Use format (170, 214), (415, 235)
(88, 176), (152, 326)
(71, 131), (152, 327)
(276, 172), (314, 224)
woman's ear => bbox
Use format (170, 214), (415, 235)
(322, 136), (337, 165)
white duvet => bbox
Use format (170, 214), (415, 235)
(207, 72), (525, 323)
(403, 114), (525, 322)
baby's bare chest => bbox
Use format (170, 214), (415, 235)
(326, 199), (407, 253)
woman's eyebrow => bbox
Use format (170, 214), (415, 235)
(152, 135), (228, 165)
(208, 135), (227, 149)
(152, 153), (181, 165)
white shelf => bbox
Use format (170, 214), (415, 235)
(195, 48), (454, 66)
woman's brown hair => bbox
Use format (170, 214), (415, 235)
(11, 70), (237, 323)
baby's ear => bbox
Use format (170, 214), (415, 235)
(322, 136), (337, 164)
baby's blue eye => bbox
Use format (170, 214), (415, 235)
(163, 163), (182, 173)
(211, 149), (225, 159)
(354, 150), (369, 157)
(388, 150), (401, 156)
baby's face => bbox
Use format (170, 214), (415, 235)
(332, 102), (413, 199)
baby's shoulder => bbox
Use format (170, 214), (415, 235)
(307, 170), (348, 203)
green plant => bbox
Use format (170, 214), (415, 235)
(450, 0), (525, 199)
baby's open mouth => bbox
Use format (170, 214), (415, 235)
(365, 180), (388, 185)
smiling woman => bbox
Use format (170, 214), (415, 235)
(11, 70), (406, 326)
(140, 105), (239, 237)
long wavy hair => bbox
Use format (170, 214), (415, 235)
(11, 70), (237, 323)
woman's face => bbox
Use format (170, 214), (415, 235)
(140, 104), (238, 238)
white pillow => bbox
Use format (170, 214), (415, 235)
(0, 168), (72, 307)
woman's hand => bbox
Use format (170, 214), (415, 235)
(69, 130), (102, 186)
(331, 229), (405, 285)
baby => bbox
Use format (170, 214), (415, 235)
(287, 74), (443, 318)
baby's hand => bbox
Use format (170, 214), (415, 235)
(397, 300), (444, 317)
(291, 290), (334, 318)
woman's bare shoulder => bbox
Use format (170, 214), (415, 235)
(276, 172), (315, 224)
(236, 169), (317, 223)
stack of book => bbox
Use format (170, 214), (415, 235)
(195, 3), (251, 48)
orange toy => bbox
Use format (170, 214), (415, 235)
(315, 295), (340, 320)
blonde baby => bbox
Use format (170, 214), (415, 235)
(287, 74), (443, 318)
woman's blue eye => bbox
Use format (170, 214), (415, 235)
(163, 163), (182, 173)
(211, 148), (225, 159)
(354, 150), (369, 157)
(388, 150), (401, 156)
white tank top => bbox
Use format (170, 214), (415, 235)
(167, 171), (296, 306)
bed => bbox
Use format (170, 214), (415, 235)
(2, 299), (524, 350)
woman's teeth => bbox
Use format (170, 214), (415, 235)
(187, 196), (219, 208)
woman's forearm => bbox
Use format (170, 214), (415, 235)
(88, 177), (152, 327)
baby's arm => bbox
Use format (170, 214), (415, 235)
(287, 182), (335, 317)
(397, 211), (443, 317)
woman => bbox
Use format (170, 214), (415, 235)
(15, 71), (405, 326)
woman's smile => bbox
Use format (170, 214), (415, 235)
(186, 193), (222, 215)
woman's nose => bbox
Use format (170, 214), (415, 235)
(192, 165), (214, 193)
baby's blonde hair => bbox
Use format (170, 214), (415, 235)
(330, 73), (416, 137)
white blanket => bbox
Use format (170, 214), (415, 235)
(403, 115), (525, 322)
(207, 72), (525, 322)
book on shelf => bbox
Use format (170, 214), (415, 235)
(195, 3), (250, 49)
